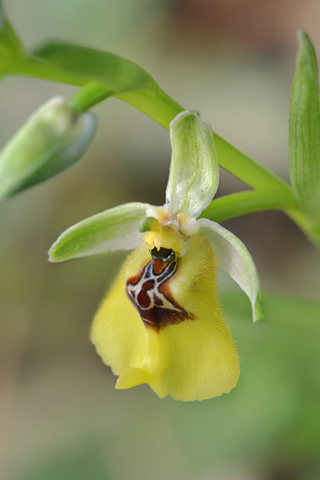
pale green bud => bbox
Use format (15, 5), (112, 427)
(0, 97), (97, 199)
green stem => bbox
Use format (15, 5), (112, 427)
(11, 56), (290, 194)
(7, 54), (320, 248)
(199, 189), (298, 223)
(115, 89), (184, 131)
(67, 81), (112, 115)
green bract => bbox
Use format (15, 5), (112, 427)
(49, 110), (263, 322)
(0, 97), (97, 199)
(33, 42), (158, 94)
(289, 32), (320, 227)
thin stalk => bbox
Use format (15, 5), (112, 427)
(199, 189), (298, 223)
(67, 81), (112, 115)
(115, 89), (184, 132)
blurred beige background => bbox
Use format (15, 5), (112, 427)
(1, 1), (320, 479)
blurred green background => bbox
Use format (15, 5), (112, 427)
(1, 1), (320, 479)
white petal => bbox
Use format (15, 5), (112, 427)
(166, 111), (219, 218)
(49, 202), (148, 262)
(198, 218), (263, 322)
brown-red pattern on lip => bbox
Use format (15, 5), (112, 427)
(126, 252), (193, 332)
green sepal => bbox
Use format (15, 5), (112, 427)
(289, 31), (320, 225)
(166, 111), (219, 218)
(198, 218), (263, 322)
(33, 42), (158, 94)
(49, 202), (148, 262)
(0, 97), (97, 199)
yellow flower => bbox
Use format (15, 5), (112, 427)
(49, 111), (262, 401)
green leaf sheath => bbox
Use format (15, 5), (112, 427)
(200, 189), (298, 223)
(289, 31), (320, 224)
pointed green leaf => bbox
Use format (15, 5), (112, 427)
(49, 202), (148, 262)
(166, 111), (219, 218)
(198, 218), (263, 322)
(289, 31), (320, 224)
(33, 42), (158, 94)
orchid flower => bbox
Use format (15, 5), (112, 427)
(49, 111), (263, 401)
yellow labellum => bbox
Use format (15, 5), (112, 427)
(91, 234), (239, 401)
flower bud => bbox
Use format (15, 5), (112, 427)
(0, 96), (97, 199)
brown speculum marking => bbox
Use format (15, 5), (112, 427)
(126, 247), (193, 331)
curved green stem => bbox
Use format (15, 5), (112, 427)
(11, 56), (290, 194)
(67, 81), (112, 115)
(115, 89), (184, 132)
(199, 189), (298, 223)
(6, 53), (320, 248)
